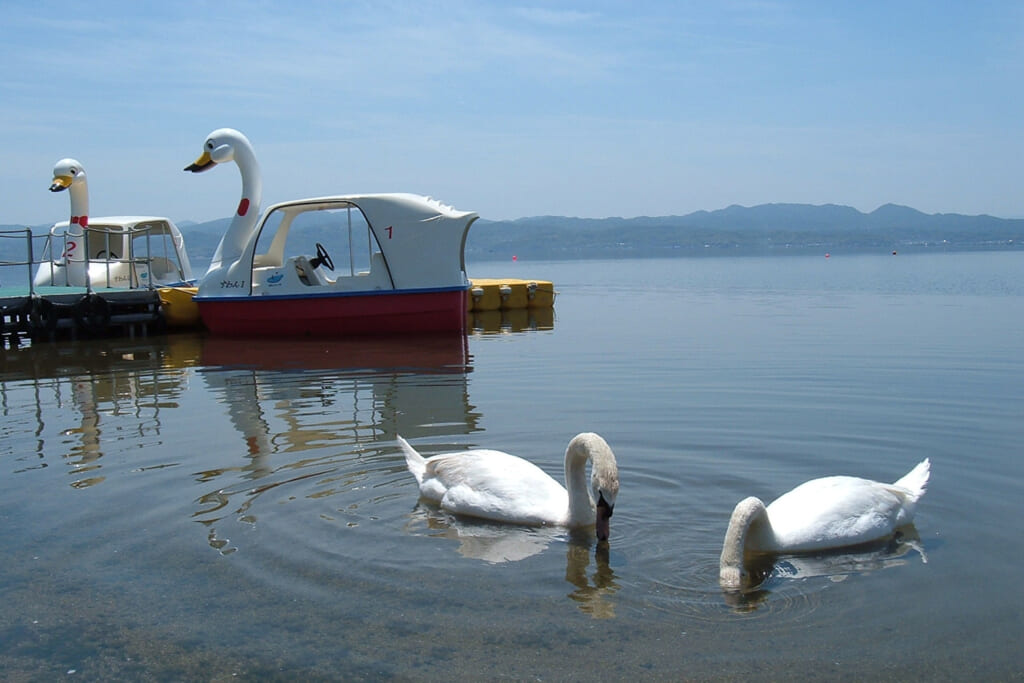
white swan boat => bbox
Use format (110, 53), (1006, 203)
(33, 159), (195, 289)
(186, 129), (478, 336)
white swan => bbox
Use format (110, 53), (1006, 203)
(185, 128), (262, 274)
(720, 458), (930, 589)
(398, 433), (619, 541)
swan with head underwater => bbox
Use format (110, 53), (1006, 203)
(719, 458), (930, 590)
(398, 433), (620, 541)
(184, 128), (262, 278)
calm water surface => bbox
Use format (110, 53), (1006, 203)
(2, 252), (1022, 680)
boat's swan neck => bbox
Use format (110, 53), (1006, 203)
(50, 158), (89, 232)
(185, 128), (262, 271)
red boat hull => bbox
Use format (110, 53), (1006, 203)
(196, 288), (468, 337)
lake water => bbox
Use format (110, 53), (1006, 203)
(2, 252), (1022, 680)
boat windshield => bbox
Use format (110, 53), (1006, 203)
(253, 203), (383, 276)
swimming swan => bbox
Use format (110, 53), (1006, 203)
(720, 458), (930, 589)
(398, 433), (619, 541)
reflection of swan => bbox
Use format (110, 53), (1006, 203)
(722, 527), (926, 612)
(185, 128), (262, 274)
(771, 526), (927, 580)
(720, 459), (930, 589)
(399, 433), (619, 540)
(405, 507), (560, 563)
(565, 539), (619, 619)
(404, 509), (620, 617)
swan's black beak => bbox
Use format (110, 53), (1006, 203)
(185, 151), (215, 173)
(595, 492), (614, 542)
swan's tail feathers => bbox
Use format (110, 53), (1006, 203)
(894, 458), (930, 501)
(397, 435), (426, 485)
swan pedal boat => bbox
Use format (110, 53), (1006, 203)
(35, 158), (194, 290)
(192, 193), (478, 336)
(33, 216), (195, 290)
(186, 128), (478, 336)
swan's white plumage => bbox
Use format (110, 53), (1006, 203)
(721, 459), (930, 589)
(398, 433), (618, 539)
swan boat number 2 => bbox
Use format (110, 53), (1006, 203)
(194, 193), (479, 336)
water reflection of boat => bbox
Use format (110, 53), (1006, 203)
(197, 333), (478, 458)
(194, 334), (480, 553)
(0, 334), (201, 487)
(722, 526), (926, 612)
(0, 333), (202, 381)
(199, 332), (470, 374)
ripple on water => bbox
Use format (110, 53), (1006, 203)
(633, 527), (928, 635)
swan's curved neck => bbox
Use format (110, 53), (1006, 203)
(563, 435), (618, 526)
(720, 496), (769, 589)
(67, 180), (89, 234)
(564, 446), (595, 524)
(210, 143), (262, 271)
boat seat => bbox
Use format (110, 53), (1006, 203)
(294, 255), (333, 286)
(149, 257), (177, 279)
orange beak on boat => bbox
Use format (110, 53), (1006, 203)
(185, 151), (215, 173)
(50, 175), (72, 192)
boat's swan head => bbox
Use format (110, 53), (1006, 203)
(50, 158), (85, 193)
(185, 128), (251, 173)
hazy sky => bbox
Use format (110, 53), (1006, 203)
(2, 1), (1022, 225)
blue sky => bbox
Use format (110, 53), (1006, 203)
(1, 1), (1022, 225)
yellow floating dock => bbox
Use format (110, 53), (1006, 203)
(467, 278), (556, 312)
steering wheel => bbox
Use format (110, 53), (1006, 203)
(314, 242), (335, 271)
(96, 250), (119, 260)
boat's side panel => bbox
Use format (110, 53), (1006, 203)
(196, 288), (468, 336)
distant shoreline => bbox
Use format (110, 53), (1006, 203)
(4, 201), (1022, 269)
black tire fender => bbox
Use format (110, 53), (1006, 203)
(74, 293), (110, 333)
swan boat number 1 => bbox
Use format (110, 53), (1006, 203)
(193, 193), (479, 336)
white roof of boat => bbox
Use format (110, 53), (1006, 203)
(50, 216), (181, 229)
(264, 193), (477, 219)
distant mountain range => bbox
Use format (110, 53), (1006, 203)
(3, 203), (1021, 275)
(463, 203), (1023, 260)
